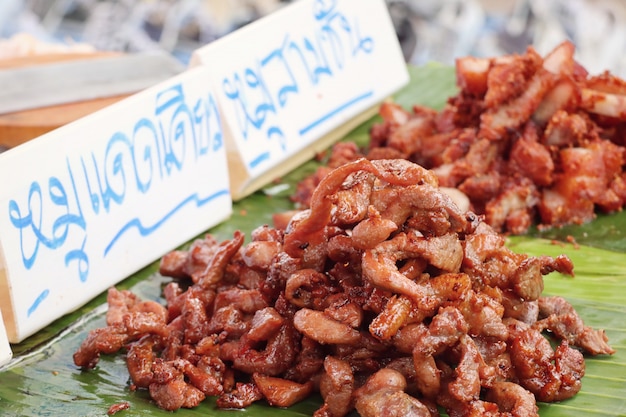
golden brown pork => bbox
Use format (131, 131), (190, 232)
(74, 158), (613, 416)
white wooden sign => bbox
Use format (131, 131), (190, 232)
(0, 65), (232, 343)
(0, 306), (11, 367)
(191, 0), (409, 199)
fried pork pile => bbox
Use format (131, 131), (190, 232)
(74, 158), (614, 416)
(293, 41), (626, 234)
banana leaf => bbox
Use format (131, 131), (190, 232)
(1, 64), (625, 417)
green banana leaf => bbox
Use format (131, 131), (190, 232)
(1, 64), (625, 417)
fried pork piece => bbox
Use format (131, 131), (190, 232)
(354, 369), (432, 417)
(159, 234), (221, 280)
(74, 158), (613, 416)
(294, 40), (626, 233)
(535, 296), (615, 355)
(507, 319), (585, 403)
(107, 401), (130, 415)
(73, 288), (168, 369)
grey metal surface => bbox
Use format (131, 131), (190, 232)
(0, 51), (184, 114)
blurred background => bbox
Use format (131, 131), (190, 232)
(2, 0), (626, 76)
(1, 0), (625, 152)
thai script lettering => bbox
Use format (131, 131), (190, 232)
(7, 83), (224, 315)
(220, 0), (375, 169)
